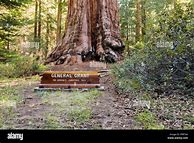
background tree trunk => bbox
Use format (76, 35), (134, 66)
(34, 0), (38, 42)
(37, 0), (41, 43)
(45, 0), (124, 65)
(141, 0), (146, 42)
(45, 1), (50, 59)
(56, 0), (62, 44)
(35, 0), (42, 60)
(135, 0), (142, 42)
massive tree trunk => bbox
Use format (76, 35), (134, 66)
(45, 0), (124, 65)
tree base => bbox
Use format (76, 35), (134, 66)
(45, 0), (124, 65)
(45, 46), (124, 65)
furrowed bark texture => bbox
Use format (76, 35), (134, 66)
(46, 0), (124, 65)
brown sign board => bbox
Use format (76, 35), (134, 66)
(39, 71), (100, 89)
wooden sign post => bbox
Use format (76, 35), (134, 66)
(36, 71), (102, 90)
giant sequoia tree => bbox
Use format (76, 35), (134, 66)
(45, 0), (124, 65)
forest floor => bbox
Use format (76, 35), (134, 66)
(0, 63), (194, 129)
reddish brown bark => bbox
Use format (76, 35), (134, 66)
(45, 0), (124, 65)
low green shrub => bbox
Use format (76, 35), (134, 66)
(0, 56), (47, 78)
(135, 110), (164, 129)
(13, 56), (34, 77)
(112, 3), (194, 95)
(0, 63), (15, 78)
(113, 43), (194, 95)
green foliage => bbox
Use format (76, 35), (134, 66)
(119, 0), (136, 45)
(13, 56), (34, 77)
(135, 110), (164, 129)
(37, 90), (101, 127)
(44, 115), (62, 129)
(119, 0), (175, 51)
(183, 115), (194, 124)
(67, 108), (92, 123)
(0, 50), (47, 78)
(0, 63), (15, 78)
(113, 3), (194, 95)
(0, 0), (31, 8)
(0, 84), (24, 128)
(0, 48), (18, 61)
(0, 0), (32, 48)
(134, 41), (145, 49)
(0, 86), (21, 103)
(32, 63), (48, 74)
(112, 49), (146, 92)
(0, 0), (68, 60)
(0, 107), (15, 128)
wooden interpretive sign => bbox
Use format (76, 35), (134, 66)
(38, 71), (101, 89)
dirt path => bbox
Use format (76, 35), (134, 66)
(10, 83), (49, 129)
(0, 62), (139, 129)
(88, 74), (138, 129)
(2, 64), (193, 129)
(12, 77), (137, 129)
